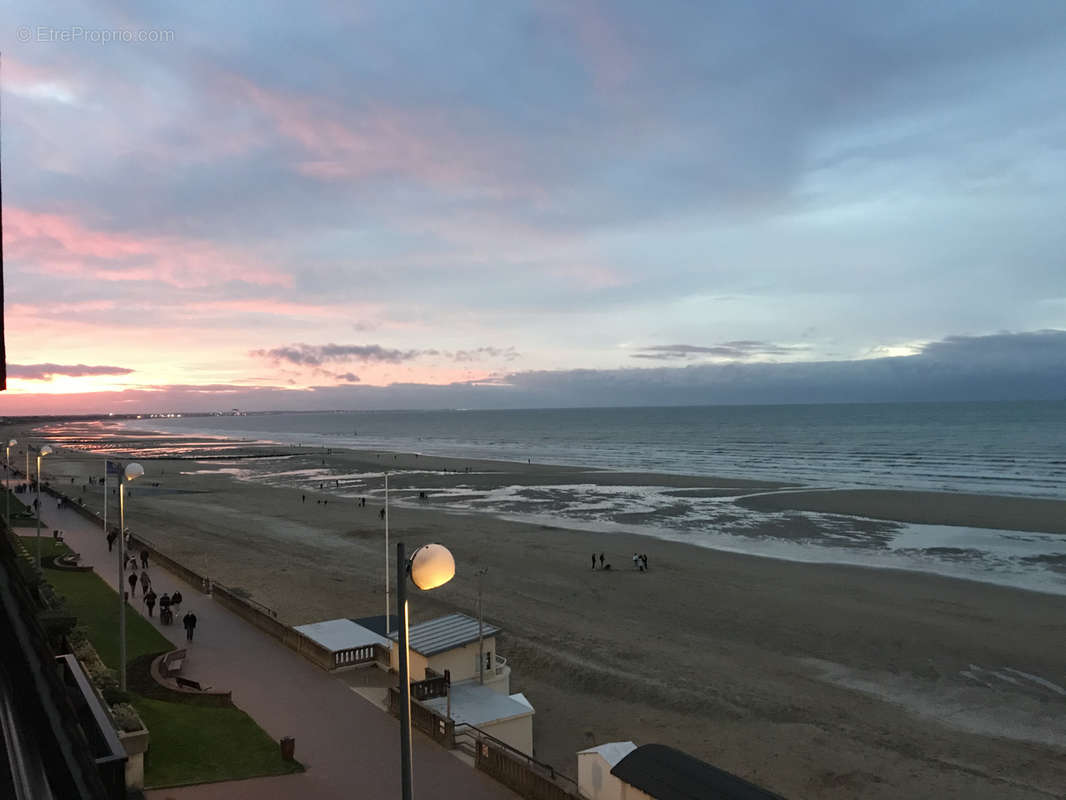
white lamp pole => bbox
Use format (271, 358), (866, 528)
(384, 471), (390, 635)
(397, 542), (455, 800)
(118, 462), (144, 691)
(475, 567), (488, 684)
(102, 461), (108, 542)
(35, 445), (53, 567)
(5, 438), (16, 529)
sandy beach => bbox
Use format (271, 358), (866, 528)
(16, 423), (1066, 799)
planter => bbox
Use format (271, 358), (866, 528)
(119, 727), (150, 790)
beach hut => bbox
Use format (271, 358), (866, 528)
(578, 742), (787, 800)
(387, 612), (510, 692)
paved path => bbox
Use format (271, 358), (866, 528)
(35, 502), (515, 800)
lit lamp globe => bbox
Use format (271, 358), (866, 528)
(40, 445), (53, 457)
(409, 544), (455, 590)
(8, 438), (16, 447)
(124, 462), (144, 482)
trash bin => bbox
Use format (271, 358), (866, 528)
(280, 736), (295, 761)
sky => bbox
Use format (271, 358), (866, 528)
(2, 0), (1065, 414)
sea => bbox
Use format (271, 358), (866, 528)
(121, 401), (1066, 594)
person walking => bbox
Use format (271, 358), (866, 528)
(140, 569), (151, 595)
(592, 553), (597, 570)
(183, 611), (198, 641)
(106, 529), (117, 552)
(145, 590), (157, 617)
(641, 554), (649, 571)
(170, 591), (182, 613)
(140, 549), (149, 569)
(127, 571), (139, 598)
(599, 552), (605, 569)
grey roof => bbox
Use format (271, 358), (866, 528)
(387, 613), (501, 656)
(611, 744), (787, 800)
(293, 619), (390, 653)
(422, 683), (533, 726)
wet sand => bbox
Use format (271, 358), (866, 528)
(16, 425), (1066, 799)
(740, 488), (1066, 535)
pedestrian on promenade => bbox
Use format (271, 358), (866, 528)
(128, 572), (139, 597)
(183, 611), (197, 641)
(145, 590), (157, 617)
(633, 553), (643, 572)
(140, 569), (151, 594)
(592, 553), (597, 570)
(171, 591), (182, 612)
(126, 554), (138, 573)
(379, 507), (385, 520)
(599, 552), (605, 568)
(641, 554), (649, 571)
(159, 592), (171, 615)
(106, 529), (117, 552)
(140, 549), (149, 569)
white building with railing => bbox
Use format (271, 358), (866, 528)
(387, 612), (511, 693)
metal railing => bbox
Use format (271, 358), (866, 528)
(453, 723), (581, 800)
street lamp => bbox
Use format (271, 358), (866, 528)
(118, 462), (144, 691)
(35, 445), (53, 567)
(475, 567), (488, 684)
(5, 438), (16, 530)
(384, 471), (390, 635)
(396, 542), (455, 800)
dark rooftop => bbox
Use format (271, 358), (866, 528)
(611, 744), (786, 800)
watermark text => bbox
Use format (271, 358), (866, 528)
(18, 26), (175, 44)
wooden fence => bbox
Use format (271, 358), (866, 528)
(387, 687), (454, 746)
(455, 724), (582, 800)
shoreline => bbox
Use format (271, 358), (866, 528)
(12, 422), (1066, 798)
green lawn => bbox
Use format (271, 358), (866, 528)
(44, 560), (172, 669)
(23, 537), (301, 789)
(135, 694), (299, 787)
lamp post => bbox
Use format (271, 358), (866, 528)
(35, 445), (53, 567)
(118, 462), (144, 691)
(384, 471), (390, 635)
(396, 542), (455, 800)
(5, 438), (16, 529)
(475, 567), (488, 684)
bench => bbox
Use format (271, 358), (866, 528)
(161, 649), (186, 678)
(175, 677), (207, 692)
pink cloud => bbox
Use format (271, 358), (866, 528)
(6, 207), (292, 289)
(229, 76), (526, 193)
(548, 1), (635, 91)
(547, 263), (629, 289)
(1, 56), (81, 103)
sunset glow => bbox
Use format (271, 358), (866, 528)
(2, 3), (1065, 414)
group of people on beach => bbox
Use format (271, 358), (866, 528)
(590, 552), (650, 571)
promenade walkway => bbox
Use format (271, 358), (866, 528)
(33, 504), (515, 800)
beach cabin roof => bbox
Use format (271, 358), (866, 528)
(423, 682), (533, 727)
(610, 744), (787, 800)
(294, 619), (391, 653)
(387, 612), (501, 656)
(578, 741), (637, 767)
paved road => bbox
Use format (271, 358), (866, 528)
(35, 503), (515, 800)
